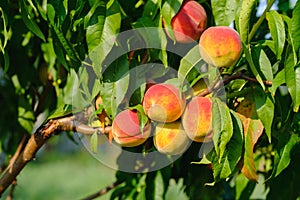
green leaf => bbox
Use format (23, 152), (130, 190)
(129, 104), (148, 134)
(285, 52), (300, 112)
(211, 0), (239, 26)
(90, 132), (98, 153)
(274, 134), (299, 177)
(237, 0), (256, 44)
(19, 0), (45, 41)
(18, 100), (35, 133)
(254, 87), (274, 143)
(271, 69), (285, 95)
(86, 0), (121, 52)
(243, 44), (265, 90)
(266, 11), (285, 59)
(143, 0), (161, 20)
(212, 98), (233, 162)
(211, 110), (243, 181)
(161, 0), (183, 40)
(292, 0), (300, 57)
(178, 45), (205, 86)
(235, 173), (256, 200)
(100, 54), (130, 118)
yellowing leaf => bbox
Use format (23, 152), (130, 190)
(236, 97), (264, 182)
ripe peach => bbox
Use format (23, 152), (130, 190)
(112, 109), (151, 147)
(153, 121), (190, 155)
(181, 97), (213, 142)
(143, 83), (186, 123)
(164, 0), (207, 43)
(199, 26), (242, 68)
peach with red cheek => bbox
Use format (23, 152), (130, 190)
(181, 97), (213, 142)
(199, 26), (242, 68)
(112, 109), (151, 147)
(142, 83), (186, 123)
(153, 121), (190, 155)
(164, 0), (207, 43)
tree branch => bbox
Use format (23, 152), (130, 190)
(0, 107), (111, 196)
(81, 180), (123, 200)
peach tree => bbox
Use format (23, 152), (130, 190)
(0, 0), (300, 199)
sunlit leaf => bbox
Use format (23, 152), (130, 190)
(211, 0), (239, 26)
(90, 131), (98, 153)
(161, 0), (183, 40)
(212, 98), (233, 161)
(210, 110), (243, 181)
(266, 11), (285, 59)
(178, 45), (205, 86)
(254, 87), (274, 143)
(292, 0), (300, 56)
(238, 0), (256, 44)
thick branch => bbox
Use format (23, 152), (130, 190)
(0, 107), (111, 196)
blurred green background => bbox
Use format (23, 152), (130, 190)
(2, 133), (189, 200)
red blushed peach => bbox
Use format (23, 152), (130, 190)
(112, 109), (151, 147)
(142, 83), (186, 123)
(199, 26), (242, 68)
(181, 97), (213, 142)
(164, 0), (207, 43)
(153, 121), (190, 155)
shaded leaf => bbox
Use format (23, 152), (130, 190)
(274, 134), (299, 177)
(243, 44), (265, 90)
(19, 0), (45, 41)
(271, 69), (285, 95)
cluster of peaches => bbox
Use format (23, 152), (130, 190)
(97, 0), (242, 155)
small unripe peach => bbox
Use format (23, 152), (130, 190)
(112, 109), (151, 147)
(153, 121), (190, 155)
(181, 97), (213, 142)
(199, 26), (242, 68)
(143, 83), (186, 123)
(165, 0), (207, 43)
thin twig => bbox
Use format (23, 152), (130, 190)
(81, 180), (123, 200)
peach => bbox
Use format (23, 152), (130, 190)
(181, 97), (213, 142)
(199, 26), (242, 68)
(153, 121), (190, 155)
(165, 0), (207, 43)
(143, 83), (186, 123)
(112, 109), (151, 147)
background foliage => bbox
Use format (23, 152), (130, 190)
(0, 0), (300, 199)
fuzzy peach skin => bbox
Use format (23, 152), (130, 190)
(112, 109), (151, 147)
(153, 121), (190, 155)
(143, 83), (186, 123)
(165, 0), (207, 43)
(199, 26), (242, 68)
(181, 97), (213, 142)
